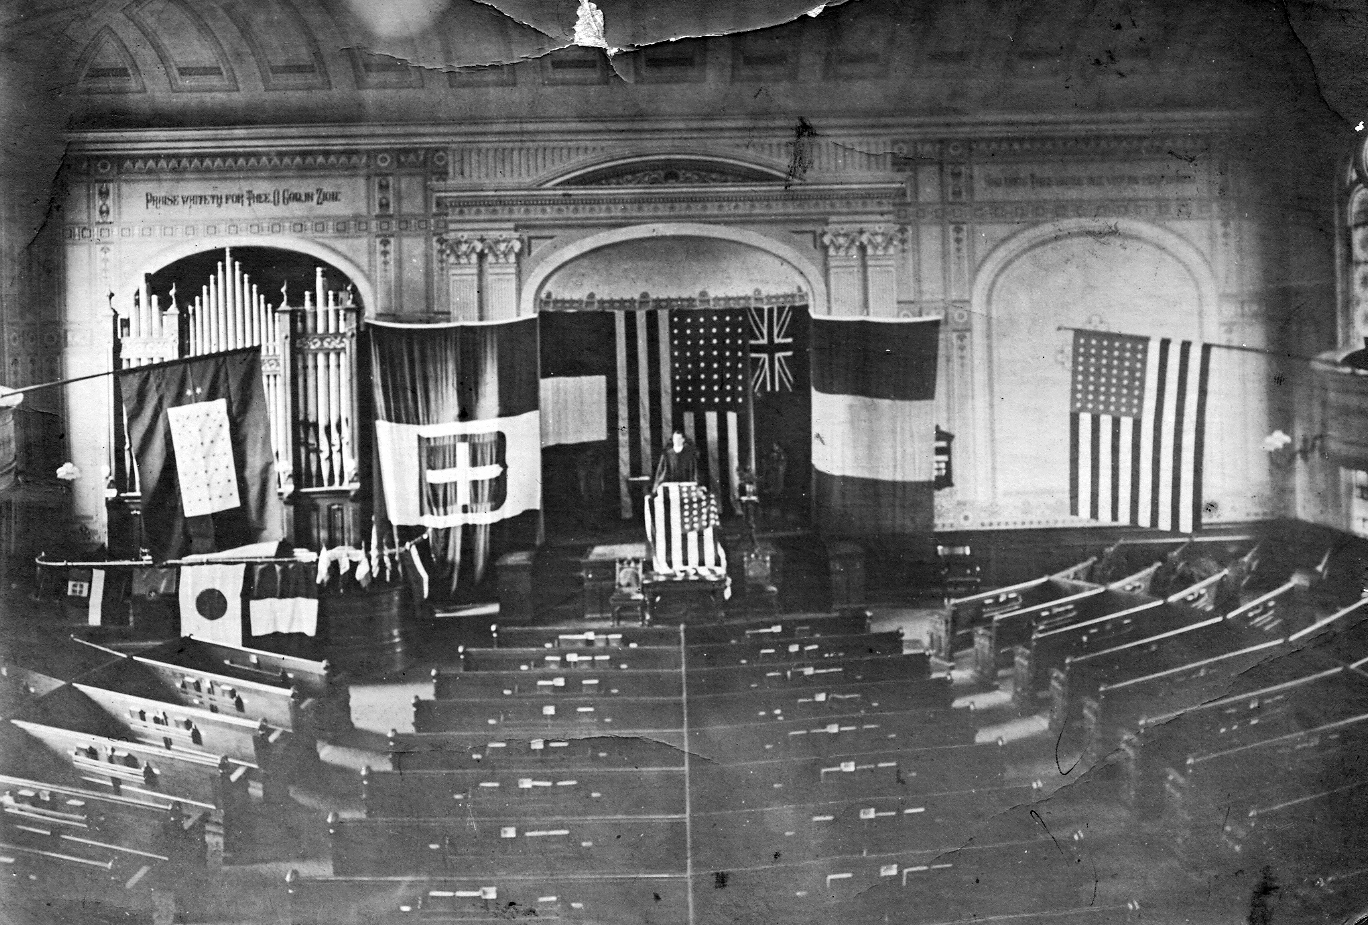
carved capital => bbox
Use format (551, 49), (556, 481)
(820, 228), (862, 259)
(436, 234), (483, 265)
(859, 225), (904, 257)
(483, 233), (524, 265)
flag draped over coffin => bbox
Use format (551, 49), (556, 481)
(810, 316), (941, 535)
(369, 317), (540, 588)
(539, 308), (750, 519)
(118, 347), (283, 562)
(1068, 330), (1212, 534)
(645, 482), (727, 578)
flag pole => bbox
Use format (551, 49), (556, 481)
(1055, 325), (1319, 363)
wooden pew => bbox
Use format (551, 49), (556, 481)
(412, 697), (973, 758)
(1012, 584), (1224, 708)
(433, 668), (956, 719)
(329, 813), (688, 876)
(492, 610), (872, 649)
(8, 687), (251, 864)
(436, 652), (932, 697)
(286, 870), (691, 925)
(361, 766), (687, 818)
(1083, 598), (1368, 770)
(0, 833), (181, 925)
(0, 665), (65, 719)
(71, 680), (297, 803)
(972, 585), (1154, 684)
(931, 557), (1098, 658)
(1208, 778), (1368, 873)
(386, 731), (1005, 800)
(1160, 711), (1368, 833)
(457, 630), (906, 672)
(76, 637), (340, 739)
(1049, 580), (1311, 735)
(1, 772), (206, 869)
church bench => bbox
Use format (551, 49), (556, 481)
(456, 630), (906, 672)
(688, 783), (1041, 866)
(491, 610), (871, 649)
(9, 696), (251, 864)
(0, 664), (66, 719)
(412, 696), (972, 757)
(71, 679), (300, 802)
(75, 637), (340, 739)
(1052, 581), (1311, 738)
(1131, 709), (1368, 819)
(0, 836), (181, 925)
(1197, 778), (1368, 874)
(971, 585), (1152, 684)
(388, 731), (687, 772)
(1, 772), (207, 869)
(1012, 596), (1214, 708)
(931, 557), (1098, 658)
(286, 870), (691, 925)
(436, 652), (932, 695)
(688, 677), (958, 722)
(698, 825), (1118, 923)
(328, 813), (688, 877)
(361, 766), (687, 818)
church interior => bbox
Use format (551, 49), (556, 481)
(2, 0), (1368, 922)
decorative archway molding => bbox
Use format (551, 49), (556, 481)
(518, 222), (829, 317)
(542, 151), (791, 187)
(118, 234), (377, 314)
(964, 217), (1218, 503)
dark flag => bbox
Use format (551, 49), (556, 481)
(0, 388), (20, 495)
(1068, 330), (1211, 534)
(811, 316), (940, 535)
(119, 347), (283, 562)
(370, 317), (540, 588)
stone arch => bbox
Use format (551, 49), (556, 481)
(963, 218), (1218, 504)
(120, 235), (376, 313)
(519, 222), (827, 316)
(539, 151), (790, 187)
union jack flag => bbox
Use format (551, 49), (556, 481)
(750, 307), (795, 394)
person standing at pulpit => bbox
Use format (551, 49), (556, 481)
(653, 429), (698, 491)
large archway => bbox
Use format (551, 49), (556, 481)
(530, 230), (815, 538)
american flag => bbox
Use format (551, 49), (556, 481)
(645, 482), (727, 577)
(750, 306), (795, 393)
(1069, 330), (1211, 534)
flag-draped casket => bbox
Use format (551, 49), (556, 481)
(369, 317), (540, 588)
(118, 347), (283, 561)
(810, 316), (941, 535)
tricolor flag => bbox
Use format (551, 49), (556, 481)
(63, 567), (129, 627)
(1068, 330), (1211, 534)
(370, 317), (540, 529)
(810, 316), (941, 535)
(645, 482), (727, 578)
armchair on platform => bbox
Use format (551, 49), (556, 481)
(609, 557), (647, 626)
(936, 544), (982, 601)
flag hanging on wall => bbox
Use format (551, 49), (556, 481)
(810, 316), (941, 535)
(119, 348), (283, 562)
(370, 317), (540, 589)
(538, 308), (752, 521)
(178, 562), (246, 647)
(1068, 330), (1212, 534)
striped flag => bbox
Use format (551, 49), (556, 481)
(645, 482), (727, 578)
(1068, 330), (1212, 534)
(611, 310), (742, 518)
(811, 316), (940, 534)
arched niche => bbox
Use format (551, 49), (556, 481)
(968, 219), (1215, 515)
(521, 223), (827, 316)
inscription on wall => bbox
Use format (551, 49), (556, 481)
(144, 187), (344, 211)
(115, 177), (367, 220)
(974, 161), (1204, 201)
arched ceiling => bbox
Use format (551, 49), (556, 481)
(0, 0), (1346, 130)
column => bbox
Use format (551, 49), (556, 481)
(820, 227), (863, 317)
(437, 234), (482, 321)
(482, 233), (523, 321)
(860, 225), (903, 318)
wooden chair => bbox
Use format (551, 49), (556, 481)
(936, 544), (981, 600)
